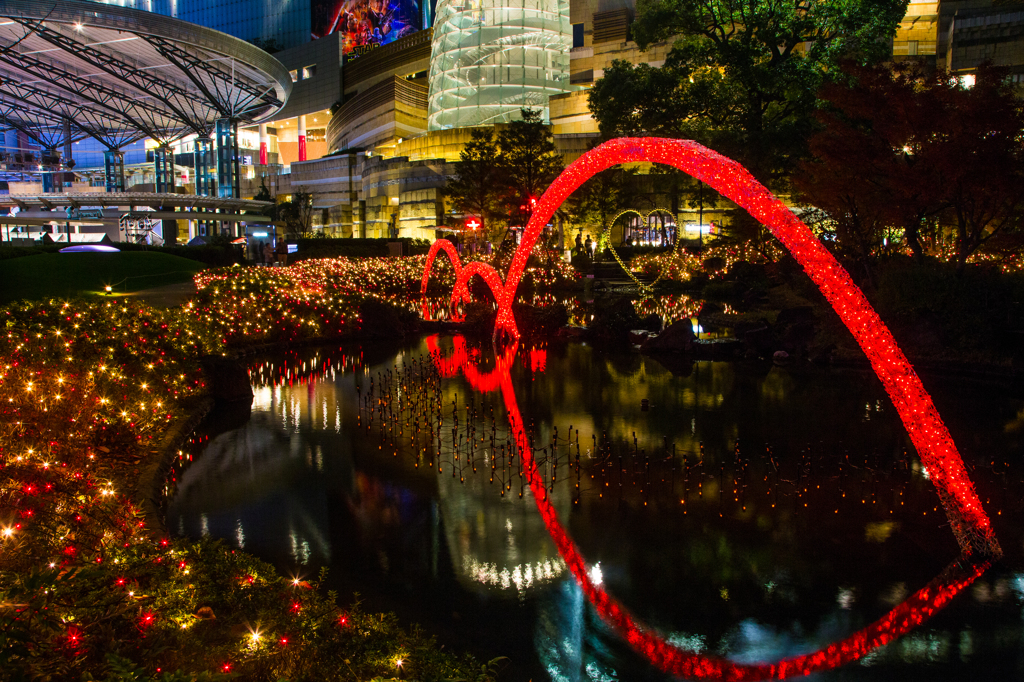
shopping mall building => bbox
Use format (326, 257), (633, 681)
(2, 0), (1022, 243)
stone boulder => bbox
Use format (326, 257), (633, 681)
(460, 301), (497, 337)
(774, 306), (818, 356)
(512, 302), (569, 338)
(734, 319), (773, 357)
(588, 297), (642, 342)
(640, 319), (696, 354)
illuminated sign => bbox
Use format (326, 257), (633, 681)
(311, 0), (424, 59)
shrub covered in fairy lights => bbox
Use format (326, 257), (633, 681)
(0, 298), (496, 680)
(192, 253), (579, 346)
(629, 239), (786, 283)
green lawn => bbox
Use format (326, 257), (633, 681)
(0, 251), (207, 304)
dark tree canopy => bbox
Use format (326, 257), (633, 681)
(279, 188), (316, 238)
(445, 109), (565, 236)
(568, 168), (626, 239)
(793, 62), (1024, 274)
(445, 128), (502, 237)
(588, 0), (907, 183)
(495, 108), (565, 226)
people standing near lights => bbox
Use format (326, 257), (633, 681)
(263, 241), (274, 266)
(585, 234), (594, 259)
(575, 232), (583, 254)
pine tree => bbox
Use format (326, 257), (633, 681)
(445, 128), (502, 238)
(496, 109), (564, 227)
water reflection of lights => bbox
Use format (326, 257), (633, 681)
(632, 294), (702, 327)
(420, 137), (1001, 680)
(290, 529), (312, 565)
(463, 555), (567, 594)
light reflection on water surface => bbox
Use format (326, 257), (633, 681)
(166, 338), (1024, 681)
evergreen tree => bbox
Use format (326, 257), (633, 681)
(496, 109), (564, 227)
(445, 128), (503, 239)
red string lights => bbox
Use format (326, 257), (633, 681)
(422, 137), (1002, 680)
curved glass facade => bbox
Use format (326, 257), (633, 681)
(427, 0), (573, 130)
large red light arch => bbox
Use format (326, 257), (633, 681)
(422, 138), (1001, 679)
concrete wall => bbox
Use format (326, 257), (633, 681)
(272, 32), (344, 121)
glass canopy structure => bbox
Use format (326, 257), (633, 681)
(427, 0), (574, 130)
(0, 0), (291, 195)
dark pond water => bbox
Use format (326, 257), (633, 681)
(165, 336), (1024, 681)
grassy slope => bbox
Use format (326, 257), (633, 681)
(0, 251), (206, 303)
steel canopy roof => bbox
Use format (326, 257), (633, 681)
(0, 191), (275, 211)
(0, 0), (293, 152)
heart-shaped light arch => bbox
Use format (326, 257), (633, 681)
(603, 207), (680, 291)
(422, 138), (1001, 679)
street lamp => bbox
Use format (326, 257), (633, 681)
(698, 180), (704, 249)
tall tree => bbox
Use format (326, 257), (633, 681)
(589, 0), (906, 183)
(928, 67), (1024, 271)
(794, 62), (1024, 274)
(445, 128), (503, 239)
(279, 188), (316, 238)
(496, 109), (564, 226)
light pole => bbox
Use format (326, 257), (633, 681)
(698, 180), (704, 248)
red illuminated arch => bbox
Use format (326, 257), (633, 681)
(422, 138), (1001, 679)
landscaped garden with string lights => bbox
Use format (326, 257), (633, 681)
(1, 223), (1023, 679)
(0, 243), (593, 680)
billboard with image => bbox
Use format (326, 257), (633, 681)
(312, 0), (425, 59)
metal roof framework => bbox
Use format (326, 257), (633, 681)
(0, 192), (282, 229)
(0, 191), (274, 212)
(0, 0), (293, 155)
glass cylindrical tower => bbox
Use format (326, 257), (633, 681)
(427, 0), (573, 130)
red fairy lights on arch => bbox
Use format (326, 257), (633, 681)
(422, 138), (1001, 680)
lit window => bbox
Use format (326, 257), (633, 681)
(289, 69), (298, 82)
(302, 64), (316, 79)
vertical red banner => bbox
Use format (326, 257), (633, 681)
(259, 142), (268, 166)
(298, 136), (306, 162)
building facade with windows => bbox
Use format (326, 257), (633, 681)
(9, 0), (1024, 241)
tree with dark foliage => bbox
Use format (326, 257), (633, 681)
(495, 108), (564, 227)
(794, 62), (1024, 275)
(589, 0), (906, 184)
(445, 128), (503, 240)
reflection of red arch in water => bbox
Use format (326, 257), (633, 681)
(428, 336), (992, 680)
(422, 138), (1000, 680)
(426, 335), (511, 393)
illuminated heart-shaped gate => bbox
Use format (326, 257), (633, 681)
(422, 138), (1001, 680)
(601, 208), (679, 291)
